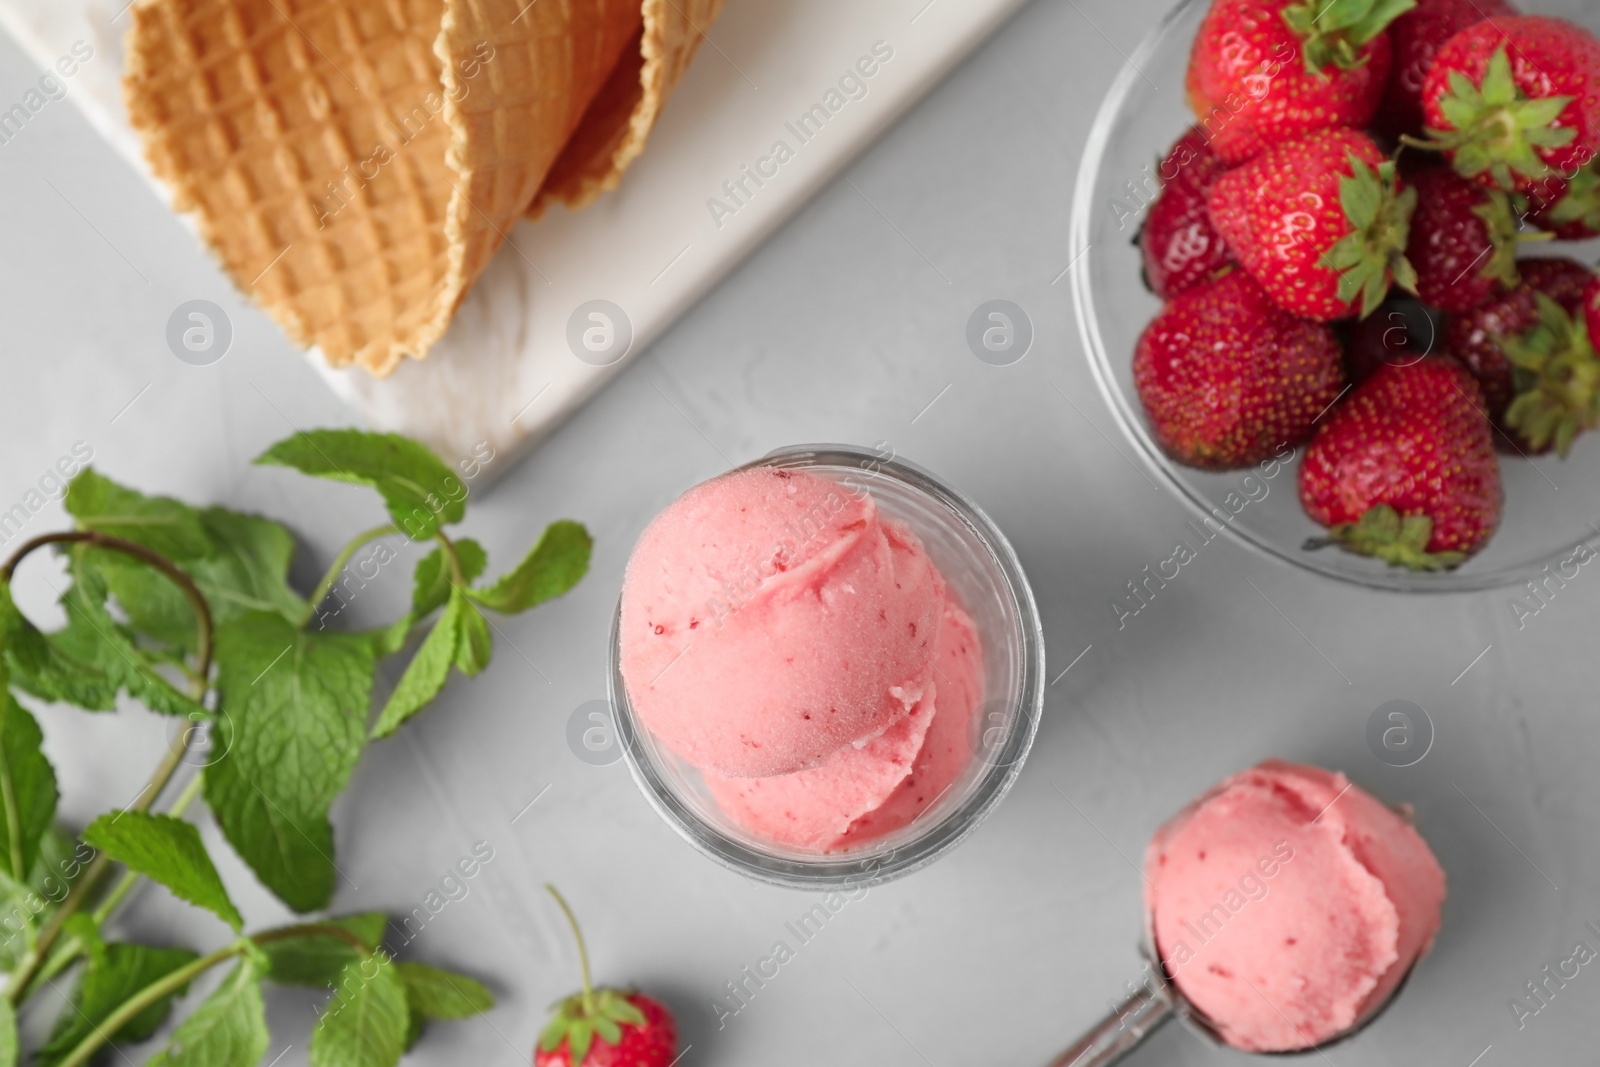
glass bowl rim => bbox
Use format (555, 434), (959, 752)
(608, 442), (1047, 890)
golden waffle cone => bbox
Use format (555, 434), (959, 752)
(125, 0), (641, 376)
(532, 0), (727, 215)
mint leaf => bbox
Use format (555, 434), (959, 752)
(454, 597), (492, 677)
(82, 811), (243, 930)
(64, 468), (211, 560)
(260, 913), (386, 987)
(0, 870), (38, 971)
(469, 521), (591, 614)
(205, 613), (373, 912)
(0, 690), (57, 881)
(257, 431), (465, 540)
(372, 596), (460, 739)
(145, 956), (269, 1067)
(412, 540), (486, 618)
(399, 962), (494, 1019)
(87, 506), (305, 651)
(3, 556), (205, 719)
(36, 941), (199, 1065)
(312, 953), (409, 1067)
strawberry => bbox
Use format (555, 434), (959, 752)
(1134, 269), (1346, 470)
(1587, 274), (1600, 345)
(1300, 357), (1502, 568)
(1186, 0), (1411, 165)
(1524, 158), (1600, 239)
(536, 887), (677, 1067)
(1208, 128), (1418, 320)
(1139, 127), (1235, 299)
(1374, 0), (1518, 139)
(1342, 299), (1437, 382)
(1403, 165), (1527, 313)
(1416, 17), (1600, 193)
(1442, 256), (1598, 454)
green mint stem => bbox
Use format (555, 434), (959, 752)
(300, 524), (401, 628)
(545, 884), (595, 1015)
(9, 725), (201, 1003)
(437, 531), (465, 586)
(55, 941), (245, 1067)
(0, 530), (215, 681)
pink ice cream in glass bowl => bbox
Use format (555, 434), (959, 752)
(610, 444), (1044, 889)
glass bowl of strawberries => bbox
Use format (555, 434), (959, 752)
(1072, 0), (1600, 592)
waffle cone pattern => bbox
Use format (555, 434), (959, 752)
(124, 0), (723, 376)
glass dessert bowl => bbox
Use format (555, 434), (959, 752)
(1070, 0), (1600, 593)
(609, 444), (1044, 890)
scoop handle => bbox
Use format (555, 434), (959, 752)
(1045, 982), (1174, 1067)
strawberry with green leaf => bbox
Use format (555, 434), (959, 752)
(1526, 159), (1600, 240)
(1416, 17), (1600, 193)
(537, 886), (677, 1067)
(1186, 0), (1414, 165)
(1375, 0), (1519, 139)
(1442, 256), (1598, 454)
(1208, 127), (1418, 320)
(1301, 357), (1503, 569)
(1404, 165), (1538, 313)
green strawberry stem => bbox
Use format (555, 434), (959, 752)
(1324, 153), (1419, 317)
(548, 883), (597, 1016)
(1281, 0), (1416, 73)
(1, 531), (215, 1004)
(1404, 47), (1578, 191)
(540, 886), (649, 1066)
(1503, 293), (1600, 455)
(1305, 505), (1467, 570)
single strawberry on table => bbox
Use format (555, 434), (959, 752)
(1416, 16), (1600, 193)
(1442, 256), (1598, 455)
(1208, 127), (1419, 320)
(1186, 0), (1412, 165)
(1300, 356), (1503, 569)
(1139, 126), (1234, 299)
(536, 886), (677, 1067)
(1134, 268), (1346, 471)
(1403, 165), (1529, 313)
(1374, 0), (1518, 140)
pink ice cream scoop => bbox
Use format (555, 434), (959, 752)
(704, 600), (984, 850)
(1048, 759), (1445, 1065)
(620, 467), (946, 778)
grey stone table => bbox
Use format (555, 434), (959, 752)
(0, 0), (1595, 1063)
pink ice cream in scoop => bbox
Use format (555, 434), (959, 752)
(706, 600), (984, 850)
(1144, 760), (1445, 1052)
(620, 467), (945, 778)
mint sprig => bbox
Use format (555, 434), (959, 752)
(0, 428), (581, 1066)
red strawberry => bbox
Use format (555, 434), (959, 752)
(1524, 158), (1600, 239)
(1139, 127), (1235, 299)
(1417, 16), (1600, 193)
(1404, 165), (1526, 313)
(1135, 269), (1346, 470)
(1375, 0), (1518, 139)
(1342, 299), (1437, 382)
(1186, 0), (1408, 165)
(1300, 356), (1502, 568)
(1208, 128), (1419, 320)
(536, 887), (677, 1067)
(1442, 256), (1597, 454)
(1586, 274), (1600, 344)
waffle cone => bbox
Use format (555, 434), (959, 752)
(531, 0), (727, 215)
(125, 0), (718, 376)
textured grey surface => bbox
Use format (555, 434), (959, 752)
(1, 0), (1597, 1064)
